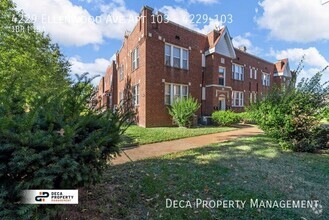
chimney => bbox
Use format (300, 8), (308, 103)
(239, 46), (247, 52)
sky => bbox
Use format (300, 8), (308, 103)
(13, 0), (329, 84)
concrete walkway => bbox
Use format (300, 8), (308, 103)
(112, 125), (263, 165)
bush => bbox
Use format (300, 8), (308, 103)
(250, 65), (329, 152)
(0, 77), (132, 219)
(238, 112), (256, 124)
(168, 97), (200, 128)
(212, 111), (241, 126)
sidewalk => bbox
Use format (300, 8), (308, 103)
(112, 125), (263, 165)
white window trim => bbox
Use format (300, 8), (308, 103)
(250, 68), (257, 79)
(218, 66), (226, 86)
(132, 84), (140, 106)
(262, 72), (270, 86)
(164, 83), (189, 105)
(131, 47), (139, 71)
(232, 63), (244, 81)
(165, 43), (189, 70)
(119, 64), (124, 81)
(232, 91), (244, 107)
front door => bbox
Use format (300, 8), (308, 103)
(218, 98), (226, 111)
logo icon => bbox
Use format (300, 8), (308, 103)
(35, 192), (50, 202)
(311, 203), (323, 215)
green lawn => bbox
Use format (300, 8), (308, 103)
(62, 135), (329, 219)
(120, 125), (237, 146)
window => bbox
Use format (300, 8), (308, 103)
(232, 64), (244, 81)
(165, 84), (171, 105)
(119, 64), (124, 81)
(218, 67), (225, 86)
(164, 44), (189, 69)
(165, 44), (171, 66)
(182, 49), (188, 69)
(173, 47), (181, 68)
(164, 83), (189, 105)
(131, 47), (139, 71)
(221, 58), (225, 64)
(132, 84), (140, 106)
(218, 78), (224, 86)
(262, 73), (270, 86)
(249, 92), (257, 103)
(232, 91), (244, 107)
(249, 68), (257, 79)
(182, 85), (188, 99)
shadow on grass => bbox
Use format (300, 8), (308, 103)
(59, 135), (329, 220)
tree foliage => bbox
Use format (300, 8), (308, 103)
(250, 61), (329, 152)
(0, 1), (133, 218)
(0, 0), (70, 102)
(168, 97), (200, 128)
(0, 75), (132, 218)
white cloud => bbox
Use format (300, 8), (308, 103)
(256, 0), (329, 42)
(270, 47), (329, 83)
(271, 47), (328, 68)
(159, 6), (222, 35)
(98, 1), (139, 40)
(14, 0), (103, 46)
(69, 57), (111, 83)
(232, 34), (262, 55)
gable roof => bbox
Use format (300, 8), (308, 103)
(205, 27), (236, 59)
(274, 58), (292, 77)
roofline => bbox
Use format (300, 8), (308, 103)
(234, 47), (275, 65)
(165, 20), (207, 37)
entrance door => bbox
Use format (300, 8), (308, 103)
(218, 98), (226, 111)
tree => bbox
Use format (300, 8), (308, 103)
(250, 61), (329, 152)
(0, 1), (133, 218)
(0, 0), (70, 103)
(0, 75), (132, 219)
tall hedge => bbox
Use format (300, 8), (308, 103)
(0, 77), (132, 218)
(250, 65), (329, 152)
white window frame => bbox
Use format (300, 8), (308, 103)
(232, 64), (244, 81)
(249, 92), (257, 103)
(164, 83), (189, 105)
(165, 44), (171, 66)
(131, 47), (139, 71)
(218, 66), (226, 86)
(119, 64), (124, 81)
(164, 43), (189, 70)
(262, 72), (270, 86)
(132, 84), (140, 106)
(232, 91), (244, 107)
(250, 68), (257, 79)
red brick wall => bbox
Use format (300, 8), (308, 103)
(105, 6), (285, 127)
(203, 49), (275, 115)
(116, 7), (148, 127)
(144, 11), (209, 127)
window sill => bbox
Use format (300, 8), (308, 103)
(165, 65), (189, 71)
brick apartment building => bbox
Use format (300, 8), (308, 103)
(96, 6), (292, 127)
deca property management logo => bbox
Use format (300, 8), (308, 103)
(22, 190), (78, 204)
